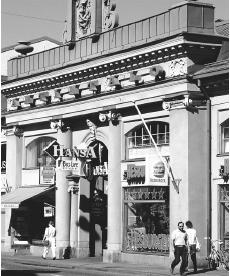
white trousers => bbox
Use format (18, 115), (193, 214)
(42, 238), (56, 258)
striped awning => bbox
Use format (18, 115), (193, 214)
(1, 186), (54, 208)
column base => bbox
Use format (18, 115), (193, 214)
(56, 246), (71, 259)
(69, 247), (89, 258)
(103, 249), (121, 263)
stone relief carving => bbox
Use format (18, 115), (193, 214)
(169, 59), (187, 77)
(76, 0), (92, 37)
(103, 0), (119, 30)
(86, 119), (97, 141)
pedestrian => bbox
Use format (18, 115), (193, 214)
(42, 221), (56, 260)
(185, 220), (198, 273)
(170, 221), (188, 275)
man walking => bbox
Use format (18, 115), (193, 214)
(170, 221), (188, 275)
(42, 221), (56, 260)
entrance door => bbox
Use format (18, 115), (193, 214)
(219, 184), (229, 249)
(88, 141), (108, 257)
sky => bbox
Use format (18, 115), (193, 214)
(1, 0), (229, 48)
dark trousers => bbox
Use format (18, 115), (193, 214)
(171, 246), (187, 274)
(186, 245), (197, 272)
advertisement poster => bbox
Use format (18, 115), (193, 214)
(40, 166), (55, 184)
(146, 154), (169, 186)
(121, 160), (146, 187)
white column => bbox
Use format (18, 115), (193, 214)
(55, 126), (72, 258)
(6, 127), (23, 190)
(67, 176), (80, 257)
(103, 117), (122, 262)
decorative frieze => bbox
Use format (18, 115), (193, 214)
(169, 58), (187, 77)
(5, 55), (188, 112)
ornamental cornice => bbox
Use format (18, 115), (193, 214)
(2, 42), (219, 113)
(3, 41), (217, 97)
(3, 43), (188, 97)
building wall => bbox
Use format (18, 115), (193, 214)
(211, 95), (229, 244)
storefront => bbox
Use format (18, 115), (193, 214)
(1, 0), (229, 266)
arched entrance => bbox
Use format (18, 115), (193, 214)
(84, 140), (108, 256)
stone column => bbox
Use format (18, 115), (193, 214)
(103, 112), (122, 263)
(6, 126), (23, 190)
(66, 175), (80, 257)
(163, 96), (209, 265)
(4, 126), (23, 251)
(53, 121), (72, 258)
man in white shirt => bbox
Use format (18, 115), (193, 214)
(185, 220), (198, 273)
(42, 221), (56, 260)
(170, 221), (188, 275)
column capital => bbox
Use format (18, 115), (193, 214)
(162, 95), (206, 111)
(66, 174), (80, 194)
(99, 110), (121, 125)
(50, 119), (71, 133)
(6, 126), (24, 137)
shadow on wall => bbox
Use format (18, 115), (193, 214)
(79, 195), (90, 213)
(76, 216), (100, 241)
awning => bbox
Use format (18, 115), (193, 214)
(1, 186), (54, 208)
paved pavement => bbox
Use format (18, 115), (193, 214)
(1, 254), (229, 276)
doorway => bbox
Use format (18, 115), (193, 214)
(88, 141), (108, 257)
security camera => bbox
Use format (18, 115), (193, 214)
(99, 113), (107, 122)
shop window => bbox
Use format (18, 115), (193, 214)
(219, 184), (229, 250)
(220, 119), (229, 154)
(127, 122), (169, 149)
(123, 186), (169, 255)
(26, 137), (56, 168)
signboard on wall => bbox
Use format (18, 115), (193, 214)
(121, 160), (146, 187)
(40, 166), (55, 184)
(57, 159), (82, 175)
(146, 155), (169, 186)
(44, 206), (55, 217)
(121, 154), (169, 187)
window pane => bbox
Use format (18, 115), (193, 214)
(143, 135), (151, 146)
(26, 137), (56, 168)
(136, 136), (142, 147)
(127, 137), (136, 148)
(124, 186), (169, 255)
(224, 140), (229, 153)
(224, 127), (229, 138)
(127, 122), (169, 150)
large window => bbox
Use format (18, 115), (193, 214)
(127, 122), (169, 149)
(220, 119), (229, 154)
(26, 137), (55, 168)
(123, 186), (169, 255)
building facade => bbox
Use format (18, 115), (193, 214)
(1, 0), (229, 266)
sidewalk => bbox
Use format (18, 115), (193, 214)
(2, 253), (228, 276)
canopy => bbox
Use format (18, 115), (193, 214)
(1, 186), (54, 208)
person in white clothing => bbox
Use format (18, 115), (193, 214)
(185, 220), (198, 273)
(170, 221), (188, 276)
(42, 221), (56, 260)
